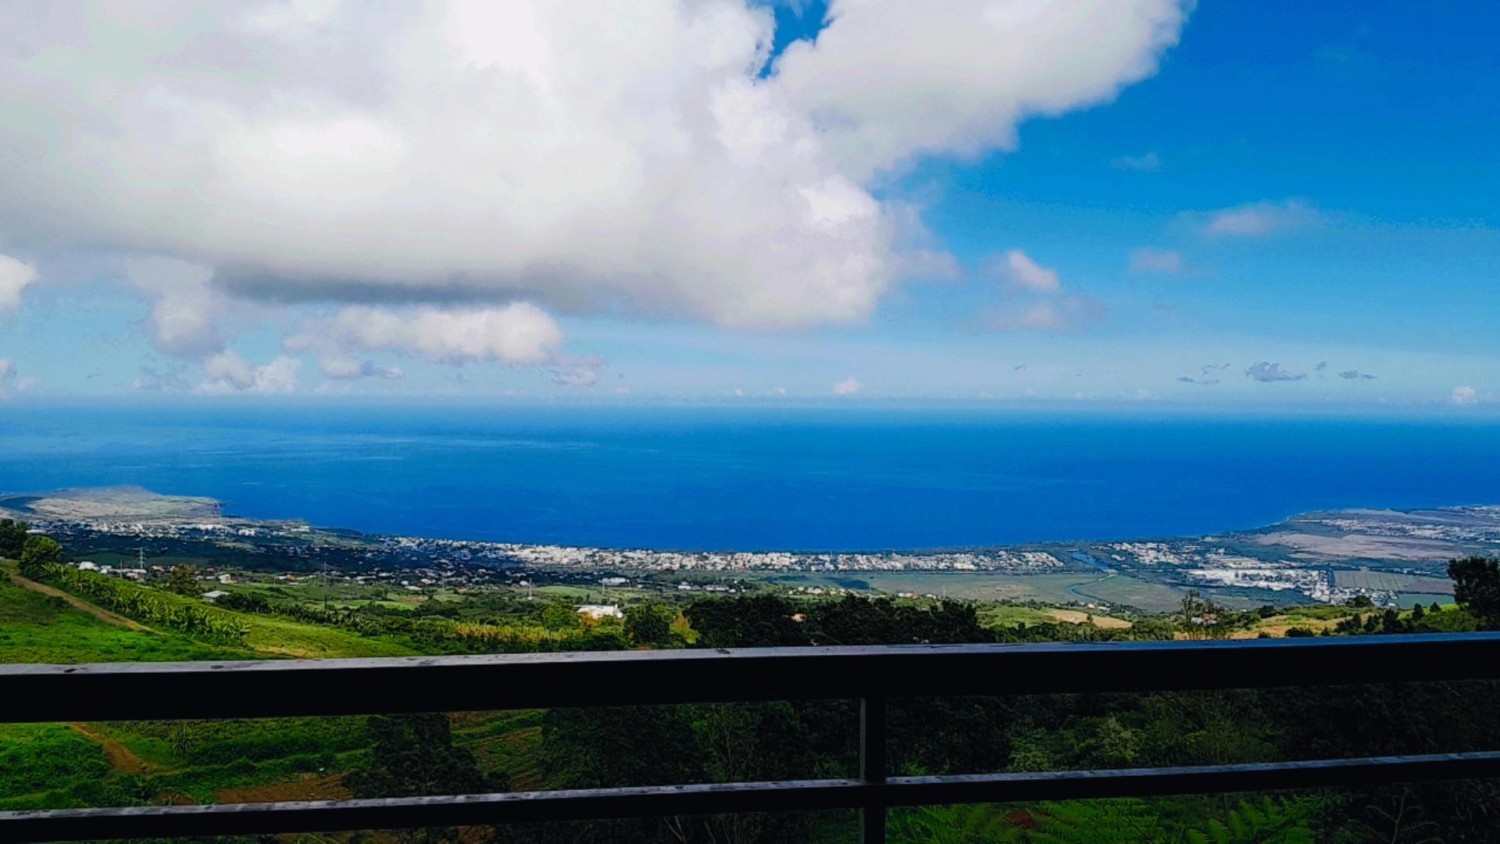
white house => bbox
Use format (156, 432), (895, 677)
(576, 604), (623, 621)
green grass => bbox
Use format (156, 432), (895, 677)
(0, 724), (111, 800)
(0, 576), (248, 664)
(100, 717), (368, 769)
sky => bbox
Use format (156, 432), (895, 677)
(0, 0), (1495, 409)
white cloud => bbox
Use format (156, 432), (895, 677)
(313, 304), (565, 366)
(200, 351), (301, 394)
(1128, 248), (1186, 274)
(1452, 386), (1479, 406)
(0, 1), (1188, 330)
(0, 254), (38, 313)
(987, 296), (1107, 333)
(833, 375), (862, 396)
(1201, 200), (1322, 238)
(775, 1), (1190, 180)
(1111, 151), (1162, 171)
(121, 257), (224, 357)
(991, 249), (1061, 293)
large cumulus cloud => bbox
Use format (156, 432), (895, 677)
(0, 0), (1189, 341)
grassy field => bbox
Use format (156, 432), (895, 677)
(0, 573), (247, 664)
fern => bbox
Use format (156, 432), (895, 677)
(1185, 797), (1315, 844)
(888, 803), (1021, 844)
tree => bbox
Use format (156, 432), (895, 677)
(540, 599), (581, 631)
(1410, 602), (1425, 622)
(623, 603), (676, 647)
(344, 713), (496, 799)
(1345, 594), (1374, 609)
(1448, 556), (1500, 628)
(0, 518), (28, 560)
(18, 535), (62, 579)
(167, 565), (202, 597)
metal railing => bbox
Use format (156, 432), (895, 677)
(4, 633), (1500, 842)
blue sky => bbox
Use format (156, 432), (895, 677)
(0, 0), (1495, 409)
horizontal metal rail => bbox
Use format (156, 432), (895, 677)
(3, 633), (1500, 842)
(4, 633), (1500, 723)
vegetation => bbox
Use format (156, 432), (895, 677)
(2, 542), (1499, 842)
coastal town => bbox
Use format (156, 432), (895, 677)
(4, 488), (1497, 608)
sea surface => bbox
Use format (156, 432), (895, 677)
(1, 404), (1498, 552)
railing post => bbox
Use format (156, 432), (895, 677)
(860, 695), (887, 844)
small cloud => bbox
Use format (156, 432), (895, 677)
(0, 254), (39, 313)
(1315, 361), (1329, 372)
(1338, 369), (1376, 381)
(319, 356), (405, 381)
(1177, 376), (1219, 385)
(1200, 200), (1322, 238)
(986, 249), (1061, 293)
(771, 386), (787, 397)
(833, 376), (862, 396)
(1452, 386), (1479, 407)
(200, 351), (302, 394)
(1128, 248), (1186, 275)
(986, 295), (1107, 333)
(732, 388), (745, 397)
(1111, 151), (1162, 172)
(1245, 361), (1307, 382)
(1012, 363), (1027, 372)
(550, 357), (605, 388)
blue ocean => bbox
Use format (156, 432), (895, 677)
(1, 404), (1498, 552)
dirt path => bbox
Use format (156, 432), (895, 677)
(67, 723), (157, 776)
(5, 570), (155, 632)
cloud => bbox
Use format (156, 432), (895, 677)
(0, 359), (13, 388)
(1128, 248), (1186, 274)
(1178, 363), (1229, 384)
(1201, 200), (1322, 238)
(1315, 361), (1329, 372)
(989, 249), (1062, 293)
(302, 304), (566, 367)
(550, 357), (606, 388)
(1338, 369), (1376, 380)
(775, 2), (1190, 180)
(1111, 151), (1162, 171)
(1452, 386), (1479, 407)
(0, 1), (1189, 330)
(121, 257), (224, 357)
(987, 295), (1107, 333)
(0, 254), (38, 313)
(200, 352), (301, 394)
(833, 376), (862, 396)
(318, 356), (405, 381)
(980, 249), (1105, 333)
(1245, 361), (1307, 382)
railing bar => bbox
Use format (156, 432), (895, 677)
(8, 752), (1500, 843)
(6, 634), (1500, 723)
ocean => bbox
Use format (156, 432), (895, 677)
(1, 403), (1498, 552)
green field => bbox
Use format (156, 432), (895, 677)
(0, 575), (246, 664)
